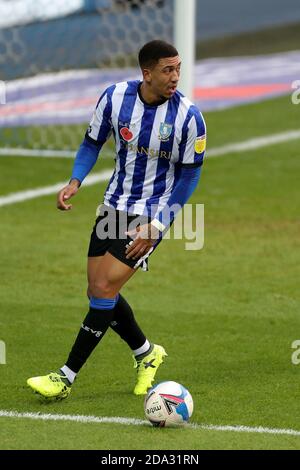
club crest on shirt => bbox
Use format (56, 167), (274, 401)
(158, 122), (173, 142)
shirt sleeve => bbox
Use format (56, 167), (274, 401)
(179, 106), (206, 168)
(85, 86), (114, 146)
(70, 137), (100, 184)
(151, 166), (201, 233)
(70, 87), (114, 184)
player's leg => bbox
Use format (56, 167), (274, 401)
(88, 257), (148, 348)
(61, 253), (137, 375)
(27, 253), (136, 399)
(87, 254), (167, 395)
(27, 208), (166, 398)
(88, 256), (150, 353)
(111, 294), (167, 395)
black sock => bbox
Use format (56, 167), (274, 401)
(110, 294), (147, 350)
(65, 304), (115, 373)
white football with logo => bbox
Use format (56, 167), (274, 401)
(144, 381), (194, 427)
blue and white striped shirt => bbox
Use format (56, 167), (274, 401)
(85, 80), (206, 217)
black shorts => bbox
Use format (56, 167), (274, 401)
(88, 205), (159, 271)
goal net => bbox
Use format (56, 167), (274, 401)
(0, 0), (174, 152)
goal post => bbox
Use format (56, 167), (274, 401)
(174, 0), (196, 100)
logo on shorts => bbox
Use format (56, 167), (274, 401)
(158, 122), (173, 141)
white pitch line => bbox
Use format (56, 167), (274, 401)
(194, 424), (300, 437)
(1, 129), (300, 208)
(0, 410), (145, 427)
(0, 129), (300, 160)
(207, 129), (300, 158)
(0, 169), (113, 208)
(0, 410), (300, 437)
(0, 148), (76, 158)
(0, 147), (113, 159)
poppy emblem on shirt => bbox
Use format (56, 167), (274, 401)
(120, 127), (134, 142)
(158, 122), (173, 142)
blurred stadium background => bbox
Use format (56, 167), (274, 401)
(1, 0), (300, 150)
(1, 0), (300, 451)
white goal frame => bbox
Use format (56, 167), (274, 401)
(174, 0), (196, 100)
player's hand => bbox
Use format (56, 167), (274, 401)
(125, 223), (160, 260)
(57, 179), (80, 211)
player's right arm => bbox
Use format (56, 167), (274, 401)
(57, 178), (80, 211)
(57, 86), (114, 211)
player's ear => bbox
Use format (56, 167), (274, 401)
(142, 68), (152, 84)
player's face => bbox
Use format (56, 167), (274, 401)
(146, 56), (181, 100)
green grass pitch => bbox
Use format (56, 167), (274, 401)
(0, 95), (299, 450)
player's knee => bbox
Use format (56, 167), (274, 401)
(89, 279), (116, 299)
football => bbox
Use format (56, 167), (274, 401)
(144, 381), (194, 427)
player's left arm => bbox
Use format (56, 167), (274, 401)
(125, 109), (206, 259)
(151, 109), (206, 233)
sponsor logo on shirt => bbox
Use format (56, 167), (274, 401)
(120, 141), (172, 160)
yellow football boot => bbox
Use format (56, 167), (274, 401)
(27, 372), (71, 400)
(133, 344), (167, 395)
